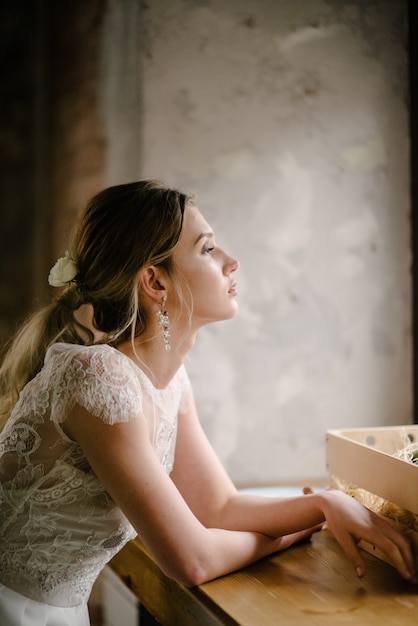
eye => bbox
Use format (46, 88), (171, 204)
(202, 246), (214, 254)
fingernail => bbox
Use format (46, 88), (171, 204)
(356, 566), (363, 578)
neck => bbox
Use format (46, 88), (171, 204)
(116, 329), (197, 389)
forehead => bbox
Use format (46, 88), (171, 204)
(179, 203), (212, 246)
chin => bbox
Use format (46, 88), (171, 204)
(198, 307), (239, 328)
(222, 304), (239, 321)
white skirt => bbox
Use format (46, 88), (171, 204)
(0, 584), (90, 626)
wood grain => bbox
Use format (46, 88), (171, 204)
(110, 530), (418, 625)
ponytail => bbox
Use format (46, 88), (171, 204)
(0, 289), (94, 430)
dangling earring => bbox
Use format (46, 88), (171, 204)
(156, 296), (171, 351)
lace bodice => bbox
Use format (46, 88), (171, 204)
(0, 343), (190, 607)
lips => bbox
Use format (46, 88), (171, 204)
(228, 281), (237, 295)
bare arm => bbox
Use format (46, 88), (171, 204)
(171, 388), (416, 582)
(64, 404), (306, 587)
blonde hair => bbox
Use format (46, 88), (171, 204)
(0, 180), (192, 429)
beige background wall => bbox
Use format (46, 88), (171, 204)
(0, 0), (412, 485)
(101, 0), (412, 483)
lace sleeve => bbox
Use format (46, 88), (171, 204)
(48, 344), (143, 426)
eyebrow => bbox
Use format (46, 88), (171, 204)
(194, 231), (214, 244)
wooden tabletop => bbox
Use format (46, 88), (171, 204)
(109, 529), (418, 625)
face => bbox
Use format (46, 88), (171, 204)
(171, 203), (239, 328)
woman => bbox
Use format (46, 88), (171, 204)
(0, 180), (415, 625)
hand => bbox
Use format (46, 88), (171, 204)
(321, 490), (417, 582)
(272, 524), (324, 552)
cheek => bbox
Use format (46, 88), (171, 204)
(179, 260), (222, 301)
(192, 267), (220, 293)
(181, 270), (207, 304)
(184, 264), (208, 285)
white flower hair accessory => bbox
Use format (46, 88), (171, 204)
(48, 251), (79, 287)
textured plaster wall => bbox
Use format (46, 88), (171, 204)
(102, 0), (411, 483)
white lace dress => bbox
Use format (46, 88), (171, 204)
(0, 342), (190, 626)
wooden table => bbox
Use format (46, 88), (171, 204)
(109, 529), (418, 625)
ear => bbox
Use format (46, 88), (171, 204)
(138, 266), (167, 303)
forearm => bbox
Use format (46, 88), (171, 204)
(212, 491), (327, 537)
(208, 490), (416, 584)
(159, 526), (291, 587)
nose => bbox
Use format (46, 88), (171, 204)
(225, 254), (239, 274)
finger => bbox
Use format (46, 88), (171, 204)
(365, 513), (416, 581)
(386, 526), (416, 581)
(277, 525), (323, 550)
(398, 538), (417, 582)
(329, 526), (367, 577)
(373, 529), (416, 582)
